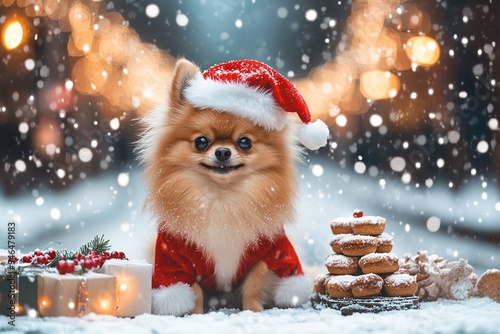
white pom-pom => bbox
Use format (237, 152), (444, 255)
(151, 283), (196, 316)
(273, 275), (312, 307)
(298, 119), (329, 150)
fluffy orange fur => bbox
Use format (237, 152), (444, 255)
(142, 60), (299, 250)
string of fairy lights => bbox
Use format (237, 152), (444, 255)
(1, 0), (439, 124)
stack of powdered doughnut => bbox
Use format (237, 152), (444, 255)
(314, 210), (418, 299)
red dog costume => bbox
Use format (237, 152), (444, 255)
(153, 230), (304, 292)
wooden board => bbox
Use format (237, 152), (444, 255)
(311, 293), (419, 316)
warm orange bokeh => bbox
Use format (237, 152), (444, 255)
(1, 0), (438, 124)
(2, 19), (24, 50)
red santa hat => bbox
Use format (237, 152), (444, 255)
(184, 59), (330, 150)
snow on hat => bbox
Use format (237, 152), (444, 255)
(183, 59), (330, 150)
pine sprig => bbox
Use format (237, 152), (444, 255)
(78, 235), (111, 255)
(49, 235), (111, 267)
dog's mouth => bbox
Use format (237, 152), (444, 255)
(200, 163), (244, 174)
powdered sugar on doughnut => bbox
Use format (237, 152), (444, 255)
(325, 254), (358, 267)
(377, 233), (393, 242)
(352, 274), (382, 286)
(327, 275), (356, 285)
(329, 234), (351, 243)
(360, 252), (398, 262)
(384, 273), (416, 287)
(331, 216), (385, 225)
(339, 235), (377, 245)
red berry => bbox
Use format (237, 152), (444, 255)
(73, 259), (80, 266)
(74, 253), (83, 261)
(118, 252), (126, 260)
(36, 255), (47, 265)
(34, 249), (43, 256)
(56, 260), (68, 274)
(44, 254), (52, 262)
(101, 251), (110, 259)
(83, 258), (94, 270)
(46, 249), (57, 260)
(22, 255), (33, 263)
(353, 210), (363, 218)
(88, 250), (98, 258)
(8, 256), (18, 263)
(65, 261), (75, 274)
(110, 251), (119, 259)
(91, 257), (100, 268)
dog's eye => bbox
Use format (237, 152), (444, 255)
(194, 136), (210, 151)
(237, 137), (252, 151)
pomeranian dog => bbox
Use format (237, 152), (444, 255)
(137, 59), (328, 315)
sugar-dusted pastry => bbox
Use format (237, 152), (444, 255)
(383, 273), (418, 297)
(350, 273), (383, 298)
(477, 269), (500, 302)
(325, 275), (355, 298)
(338, 235), (378, 257)
(313, 273), (331, 294)
(325, 253), (359, 275)
(359, 253), (399, 275)
(376, 233), (394, 253)
(329, 234), (350, 254)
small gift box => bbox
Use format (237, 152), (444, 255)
(37, 272), (116, 317)
(0, 266), (41, 317)
(0, 267), (18, 317)
(98, 259), (152, 317)
(17, 270), (39, 316)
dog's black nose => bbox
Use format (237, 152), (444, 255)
(215, 147), (231, 162)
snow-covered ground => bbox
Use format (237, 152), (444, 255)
(1, 154), (499, 332)
(1, 298), (500, 334)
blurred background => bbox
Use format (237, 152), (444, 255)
(0, 0), (498, 274)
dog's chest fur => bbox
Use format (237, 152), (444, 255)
(186, 186), (268, 291)
(204, 225), (247, 291)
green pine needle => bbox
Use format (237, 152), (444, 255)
(49, 235), (112, 267)
(78, 234), (111, 255)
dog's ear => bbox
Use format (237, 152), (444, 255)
(169, 58), (199, 110)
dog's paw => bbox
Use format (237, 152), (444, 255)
(273, 275), (312, 308)
(151, 283), (196, 316)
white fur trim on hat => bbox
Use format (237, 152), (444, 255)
(151, 283), (196, 316)
(184, 73), (288, 131)
(298, 119), (330, 150)
(273, 275), (312, 308)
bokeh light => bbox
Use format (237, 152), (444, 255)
(360, 70), (400, 100)
(296, 0), (440, 123)
(2, 19), (24, 50)
(405, 36), (440, 66)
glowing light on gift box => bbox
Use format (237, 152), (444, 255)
(405, 36), (440, 66)
(360, 70), (401, 100)
(99, 298), (111, 312)
(40, 298), (49, 308)
(115, 276), (133, 301)
(98, 260), (152, 317)
(2, 19), (24, 50)
(95, 289), (115, 314)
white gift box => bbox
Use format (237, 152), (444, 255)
(98, 259), (152, 317)
(37, 272), (116, 317)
